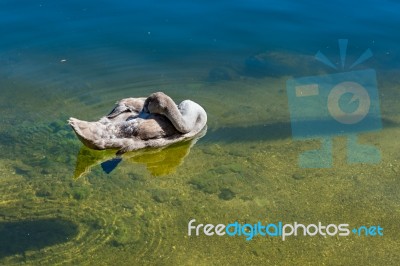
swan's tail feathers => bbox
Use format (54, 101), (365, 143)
(68, 117), (110, 150)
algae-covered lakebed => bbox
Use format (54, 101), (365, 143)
(0, 71), (400, 265)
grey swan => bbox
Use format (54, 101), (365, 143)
(68, 92), (207, 153)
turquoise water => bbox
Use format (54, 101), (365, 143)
(1, 0), (400, 265)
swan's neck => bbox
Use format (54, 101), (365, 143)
(164, 100), (206, 134)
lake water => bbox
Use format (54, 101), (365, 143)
(0, 0), (399, 265)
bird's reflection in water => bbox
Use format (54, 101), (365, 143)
(73, 131), (205, 178)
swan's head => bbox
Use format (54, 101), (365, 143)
(143, 92), (170, 114)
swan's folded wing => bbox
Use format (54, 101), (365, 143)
(107, 104), (130, 118)
(107, 98), (146, 118)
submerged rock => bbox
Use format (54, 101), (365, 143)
(218, 188), (235, 200)
(292, 173), (305, 180)
(151, 189), (175, 203)
(243, 51), (326, 78)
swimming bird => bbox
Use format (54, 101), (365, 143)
(68, 92), (207, 153)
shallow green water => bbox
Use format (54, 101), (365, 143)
(0, 63), (400, 264)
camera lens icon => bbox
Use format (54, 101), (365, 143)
(286, 40), (382, 168)
(327, 81), (370, 125)
(287, 69), (381, 138)
(286, 69), (382, 168)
